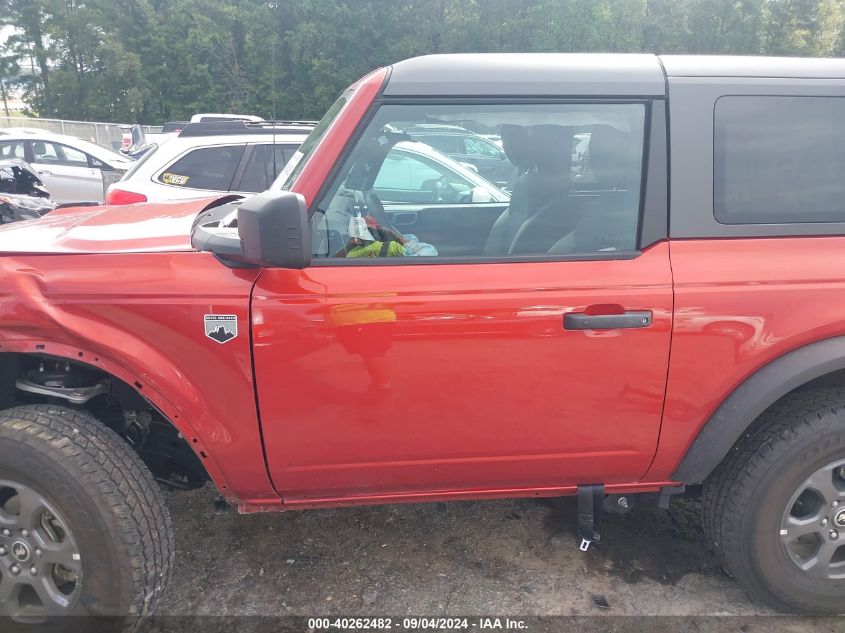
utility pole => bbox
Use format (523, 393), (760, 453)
(0, 79), (9, 118)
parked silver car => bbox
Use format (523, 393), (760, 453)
(0, 129), (133, 204)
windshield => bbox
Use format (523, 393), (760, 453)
(272, 92), (349, 191)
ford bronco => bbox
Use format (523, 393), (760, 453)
(0, 54), (844, 625)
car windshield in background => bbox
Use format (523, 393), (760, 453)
(274, 93), (348, 191)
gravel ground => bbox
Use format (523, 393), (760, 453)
(153, 486), (844, 632)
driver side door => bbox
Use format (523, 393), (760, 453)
(252, 99), (672, 504)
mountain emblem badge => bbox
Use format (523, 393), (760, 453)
(204, 314), (238, 344)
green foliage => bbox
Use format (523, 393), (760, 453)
(2, 0), (844, 123)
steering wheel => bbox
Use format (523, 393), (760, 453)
(363, 190), (391, 229)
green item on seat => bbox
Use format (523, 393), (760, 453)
(347, 241), (405, 258)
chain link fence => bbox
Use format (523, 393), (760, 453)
(0, 116), (162, 151)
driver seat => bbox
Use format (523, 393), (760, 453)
(483, 125), (573, 255)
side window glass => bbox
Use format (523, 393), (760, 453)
(237, 144), (299, 193)
(372, 146), (476, 203)
(238, 145), (270, 193)
(157, 145), (244, 190)
(715, 96), (845, 224)
(312, 103), (645, 261)
(59, 144), (89, 167)
(0, 141), (24, 159)
(419, 135), (460, 154)
(271, 145), (297, 179)
(31, 142), (60, 164)
(464, 136), (502, 158)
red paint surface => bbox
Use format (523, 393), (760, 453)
(0, 252), (268, 499)
(252, 244), (673, 501)
(0, 197), (223, 254)
(646, 237), (845, 479)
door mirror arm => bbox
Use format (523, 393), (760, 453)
(191, 191), (312, 269)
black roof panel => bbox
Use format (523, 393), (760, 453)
(384, 54), (666, 97)
(660, 55), (845, 78)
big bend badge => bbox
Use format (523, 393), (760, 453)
(204, 314), (238, 344)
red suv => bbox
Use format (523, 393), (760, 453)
(0, 54), (844, 625)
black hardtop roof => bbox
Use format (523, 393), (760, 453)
(660, 55), (845, 78)
(384, 53), (845, 97)
(384, 53), (666, 97)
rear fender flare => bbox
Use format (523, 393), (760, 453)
(672, 335), (845, 483)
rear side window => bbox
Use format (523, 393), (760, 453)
(158, 145), (245, 190)
(237, 144), (298, 193)
(715, 96), (845, 224)
(0, 141), (24, 159)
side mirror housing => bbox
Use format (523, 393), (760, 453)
(191, 191), (311, 269)
(238, 191), (311, 269)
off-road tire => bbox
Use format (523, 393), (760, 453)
(0, 404), (174, 628)
(703, 388), (845, 613)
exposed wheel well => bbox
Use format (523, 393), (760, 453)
(0, 352), (209, 490)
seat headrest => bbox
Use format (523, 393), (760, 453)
(501, 125), (533, 171)
(530, 125), (571, 172)
(33, 142), (47, 154)
(587, 125), (632, 187)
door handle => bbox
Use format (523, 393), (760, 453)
(391, 212), (418, 226)
(564, 310), (652, 331)
(37, 169), (53, 176)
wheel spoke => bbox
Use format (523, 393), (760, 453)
(0, 509), (15, 529)
(31, 576), (72, 616)
(40, 542), (81, 572)
(804, 467), (842, 506)
(14, 487), (46, 532)
(782, 515), (823, 540)
(0, 574), (22, 615)
(800, 540), (840, 579)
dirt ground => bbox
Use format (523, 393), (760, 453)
(154, 486), (845, 632)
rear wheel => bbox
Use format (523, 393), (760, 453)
(0, 405), (173, 628)
(704, 388), (845, 613)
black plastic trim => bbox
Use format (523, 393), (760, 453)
(638, 101), (668, 249)
(672, 335), (845, 483)
(564, 310), (652, 330)
(309, 250), (642, 267)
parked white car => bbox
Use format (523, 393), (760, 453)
(0, 129), (133, 204)
(105, 120), (313, 204)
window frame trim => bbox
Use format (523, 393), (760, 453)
(308, 96), (667, 267)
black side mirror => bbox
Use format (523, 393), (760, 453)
(191, 191), (311, 269)
(238, 190), (311, 269)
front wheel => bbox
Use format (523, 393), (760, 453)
(704, 388), (845, 613)
(0, 405), (173, 628)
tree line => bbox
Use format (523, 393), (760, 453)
(1, 0), (844, 124)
